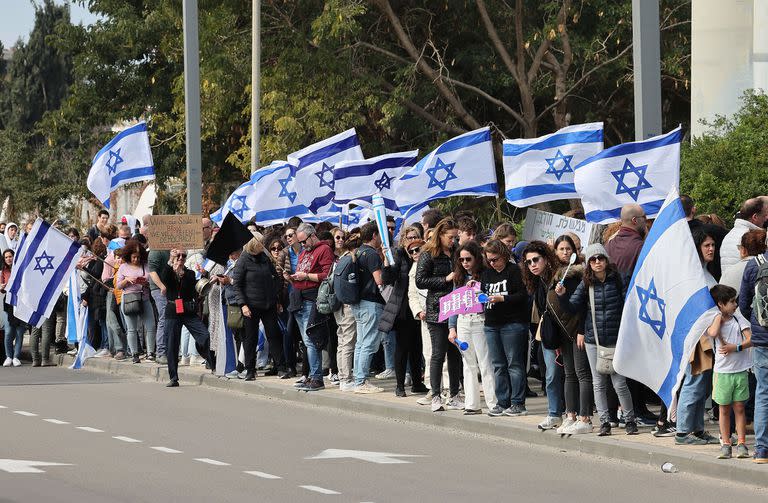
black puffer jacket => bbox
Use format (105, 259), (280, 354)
(231, 251), (281, 309)
(378, 247), (413, 333)
(415, 250), (453, 324)
(558, 270), (626, 346)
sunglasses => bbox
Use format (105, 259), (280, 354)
(589, 255), (607, 264)
(177, 254), (187, 259)
(270, 246), (282, 251)
(285, 233), (295, 239)
(459, 257), (473, 263)
(486, 256), (500, 264)
(299, 237), (312, 246)
(408, 247), (421, 255)
(525, 256), (542, 266)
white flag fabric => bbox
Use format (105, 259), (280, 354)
(333, 150), (418, 212)
(395, 127), (497, 219)
(288, 128), (365, 214)
(6, 219), (85, 328)
(69, 271), (94, 370)
(87, 122), (155, 208)
(210, 162), (311, 226)
(504, 122), (603, 207)
(574, 126), (682, 224)
(614, 188), (718, 409)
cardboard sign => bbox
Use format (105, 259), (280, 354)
(522, 208), (600, 248)
(144, 214), (204, 250)
(438, 285), (483, 322)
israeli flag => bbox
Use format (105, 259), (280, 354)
(211, 162), (311, 226)
(574, 126), (682, 224)
(333, 150), (418, 212)
(288, 128), (365, 214)
(6, 219), (85, 328)
(395, 127), (497, 219)
(87, 122), (155, 208)
(503, 122), (603, 207)
(66, 272), (79, 344)
(614, 188), (718, 409)
(69, 273), (95, 369)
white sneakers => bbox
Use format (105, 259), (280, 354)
(12, 358), (21, 367)
(556, 417), (576, 434)
(374, 368), (395, 380)
(416, 395), (434, 406)
(444, 395), (465, 410)
(565, 420), (594, 434)
(538, 416), (562, 430)
(94, 348), (110, 358)
(353, 381), (384, 394)
(431, 395), (444, 412)
(3, 358), (21, 367)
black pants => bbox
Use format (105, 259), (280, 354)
(326, 313), (338, 374)
(242, 305), (282, 373)
(165, 315), (210, 382)
(394, 315), (423, 389)
(280, 311), (296, 371)
(562, 339), (593, 417)
(427, 322), (462, 398)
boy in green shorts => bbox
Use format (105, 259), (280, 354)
(706, 285), (753, 459)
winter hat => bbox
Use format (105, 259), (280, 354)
(584, 243), (609, 262)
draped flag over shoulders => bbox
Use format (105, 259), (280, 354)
(503, 122), (603, 207)
(395, 127), (497, 219)
(614, 188), (718, 409)
(6, 218), (85, 328)
(574, 126), (682, 224)
(87, 122), (155, 209)
(288, 128), (365, 214)
(333, 150), (418, 212)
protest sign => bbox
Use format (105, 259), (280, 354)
(144, 214), (203, 250)
(522, 208), (600, 247)
(438, 285), (483, 322)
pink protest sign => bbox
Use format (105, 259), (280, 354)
(438, 285), (483, 322)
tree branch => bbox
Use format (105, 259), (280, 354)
(475, 0), (521, 83)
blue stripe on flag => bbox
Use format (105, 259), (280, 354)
(574, 128), (682, 170)
(110, 166), (155, 187)
(28, 240), (82, 327)
(585, 199), (665, 224)
(435, 129), (490, 156)
(503, 129), (602, 157)
(8, 221), (51, 306)
(505, 183), (576, 202)
(401, 182), (497, 218)
(334, 155), (416, 179)
(295, 134), (360, 168)
(656, 287), (716, 404)
(92, 122), (148, 165)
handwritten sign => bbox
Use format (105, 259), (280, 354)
(438, 285), (483, 322)
(522, 208), (600, 248)
(144, 214), (203, 250)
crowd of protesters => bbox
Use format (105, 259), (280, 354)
(2, 194), (768, 464)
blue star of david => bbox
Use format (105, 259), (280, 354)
(374, 171), (395, 191)
(544, 149), (574, 181)
(612, 158), (652, 201)
(229, 194), (250, 220)
(278, 168), (298, 203)
(426, 158), (458, 190)
(33, 251), (55, 275)
(105, 148), (124, 175)
(636, 278), (666, 339)
(315, 163), (335, 190)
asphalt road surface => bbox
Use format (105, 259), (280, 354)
(0, 367), (765, 502)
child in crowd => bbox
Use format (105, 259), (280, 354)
(706, 284), (752, 459)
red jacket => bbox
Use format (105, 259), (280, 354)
(293, 240), (334, 291)
(605, 226), (644, 276)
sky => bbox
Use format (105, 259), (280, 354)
(0, 0), (99, 48)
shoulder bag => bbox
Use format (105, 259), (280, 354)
(589, 285), (615, 375)
(122, 265), (145, 315)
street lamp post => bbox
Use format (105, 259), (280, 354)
(631, 0), (663, 141)
(182, 0), (202, 214)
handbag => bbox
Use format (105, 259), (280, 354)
(589, 285), (615, 375)
(227, 305), (244, 330)
(123, 292), (144, 315)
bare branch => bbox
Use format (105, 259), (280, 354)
(475, 0), (521, 83)
(376, 79), (466, 135)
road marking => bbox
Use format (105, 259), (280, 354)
(113, 436), (142, 443)
(307, 449), (426, 464)
(76, 427), (103, 433)
(43, 419), (70, 425)
(194, 458), (230, 466)
(299, 485), (341, 495)
(244, 471), (281, 479)
(0, 459), (73, 474)
(13, 410), (37, 417)
(151, 447), (183, 454)
(0, 405), (6, 409)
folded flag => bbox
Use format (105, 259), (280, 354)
(574, 126), (682, 224)
(614, 187), (718, 409)
(288, 128), (365, 214)
(503, 122), (603, 207)
(395, 127), (497, 219)
(333, 150), (419, 212)
(87, 122), (155, 209)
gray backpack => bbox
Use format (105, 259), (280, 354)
(316, 263), (342, 314)
(752, 255), (768, 327)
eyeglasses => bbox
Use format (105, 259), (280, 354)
(525, 256), (542, 267)
(486, 256), (500, 264)
(588, 255), (607, 264)
(408, 247), (421, 255)
(270, 246), (282, 252)
(298, 236), (313, 246)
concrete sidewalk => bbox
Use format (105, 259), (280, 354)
(51, 353), (767, 487)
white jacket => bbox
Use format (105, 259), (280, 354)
(720, 219), (760, 273)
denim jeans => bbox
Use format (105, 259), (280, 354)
(753, 347), (768, 452)
(351, 300), (384, 385)
(382, 330), (396, 371)
(106, 291), (126, 352)
(542, 347), (564, 417)
(4, 319), (24, 359)
(151, 289), (168, 357)
(121, 297), (156, 356)
(180, 327), (200, 357)
(676, 364), (712, 434)
(585, 343), (635, 425)
(295, 300), (323, 381)
(484, 322), (528, 409)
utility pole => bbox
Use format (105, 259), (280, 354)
(631, 0), (663, 141)
(182, 0), (202, 214)
(251, 0), (261, 174)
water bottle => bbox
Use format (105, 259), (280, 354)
(660, 462), (678, 473)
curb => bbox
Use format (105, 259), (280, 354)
(61, 354), (768, 487)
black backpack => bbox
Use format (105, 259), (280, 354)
(333, 250), (363, 304)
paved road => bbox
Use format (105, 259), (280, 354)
(0, 367), (765, 502)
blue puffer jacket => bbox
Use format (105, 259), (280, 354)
(558, 271), (626, 346)
(739, 253), (768, 347)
